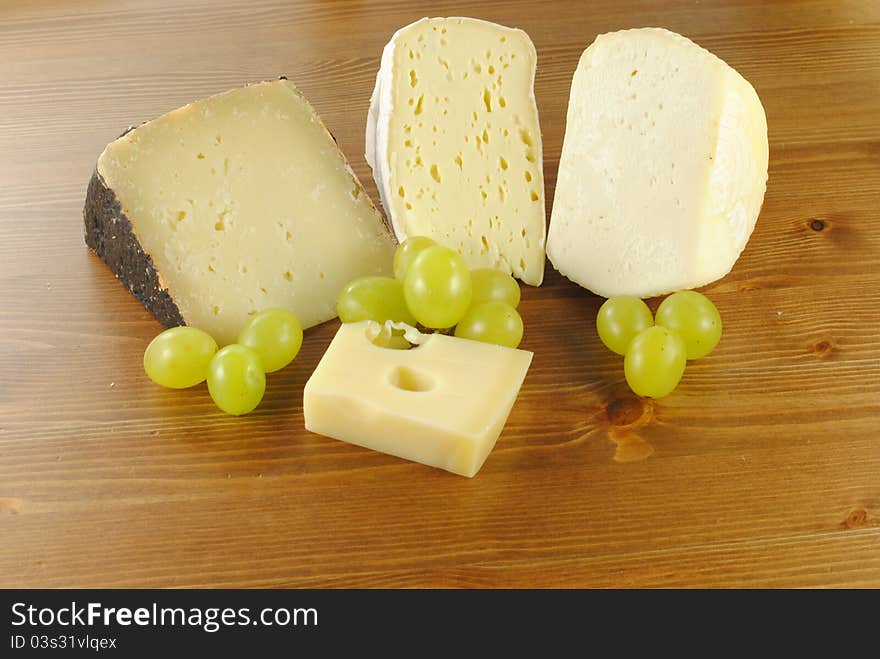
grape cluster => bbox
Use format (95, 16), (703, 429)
(143, 308), (303, 415)
(597, 291), (722, 398)
(337, 236), (524, 348)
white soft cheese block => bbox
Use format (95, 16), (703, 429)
(547, 28), (769, 297)
(95, 79), (395, 344)
(366, 17), (546, 285)
(303, 321), (532, 477)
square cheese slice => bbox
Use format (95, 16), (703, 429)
(85, 79), (395, 345)
(547, 28), (769, 298)
(303, 321), (532, 477)
(366, 17), (546, 285)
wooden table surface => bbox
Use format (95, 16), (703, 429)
(1, 0), (878, 589)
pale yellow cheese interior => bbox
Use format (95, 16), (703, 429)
(98, 80), (394, 344)
(380, 18), (546, 285)
(304, 321), (532, 477)
(547, 28), (768, 298)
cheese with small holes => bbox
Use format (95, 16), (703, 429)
(366, 17), (546, 285)
(304, 321), (532, 477)
(547, 28), (769, 298)
(84, 79), (395, 345)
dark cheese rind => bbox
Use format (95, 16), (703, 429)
(84, 81), (397, 343)
(83, 168), (185, 328)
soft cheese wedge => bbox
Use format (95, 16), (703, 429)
(366, 17), (546, 285)
(547, 28), (769, 298)
(304, 321), (532, 477)
(85, 79), (395, 345)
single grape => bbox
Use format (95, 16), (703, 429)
(337, 276), (416, 325)
(207, 344), (266, 415)
(596, 296), (654, 355)
(454, 301), (523, 348)
(624, 326), (687, 398)
(404, 245), (472, 328)
(237, 308), (303, 373)
(143, 326), (217, 389)
(470, 268), (521, 308)
(393, 236), (436, 280)
(655, 290), (722, 359)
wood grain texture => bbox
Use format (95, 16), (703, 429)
(1, 0), (878, 588)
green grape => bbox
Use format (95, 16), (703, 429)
(404, 245), (472, 328)
(238, 308), (303, 373)
(337, 276), (416, 325)
(393, 236), (436, 280)
(370, 327), (412, 350)
(207, 344), (266, 415)
(454, 301), (523, 348)
(624, 326), (687, 399)
(143, 326), (217, 389)
(385, 331), (412, 350)
(655, 290), (722, 359)
(596, 296), (654, 355)
(470, 268), (521, 308)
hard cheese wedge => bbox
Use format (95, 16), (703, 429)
(303, 321), (532, 477)
(85, 79), (395, 345)
(366, 17), (546, 285)
(547, 28), (769, 298)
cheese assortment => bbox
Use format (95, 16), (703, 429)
(85, 20), (771, 471)
(366, 17), (547, 285)
(304, 321), (532, 477)
(547, 28), (769, 298)
(84, 78), (396, 346)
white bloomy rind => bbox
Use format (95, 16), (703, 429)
(547, 28), (769, 298)
(367, 17), (546, 286)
